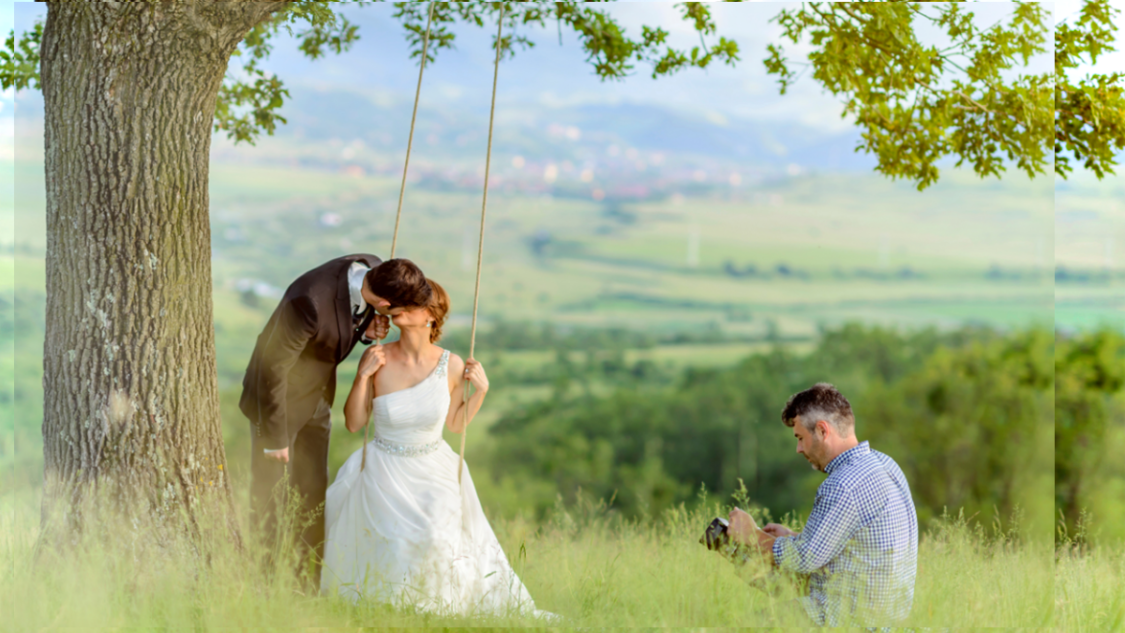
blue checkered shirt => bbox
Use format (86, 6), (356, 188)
(772, 441), (918, 627)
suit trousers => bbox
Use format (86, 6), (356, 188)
(250, 396), (332, 589)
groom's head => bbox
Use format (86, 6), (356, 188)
(363, 258), (431, 315)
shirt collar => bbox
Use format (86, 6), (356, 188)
(347, 262), (371, 315)
(823, 440), (869, 475)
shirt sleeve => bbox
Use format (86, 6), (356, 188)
(772, 480), (862, 574)
(254, 296), (317, 450)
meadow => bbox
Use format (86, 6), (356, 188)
(0, 482), (1057, 629)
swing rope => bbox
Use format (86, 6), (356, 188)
(458, 5), (504, 485)
(390, 2), (436, 260)
(362, 1), (435, 473)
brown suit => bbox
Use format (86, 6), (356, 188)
(239, 253), (380, 584)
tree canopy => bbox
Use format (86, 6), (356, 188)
(5, 1), (1121, 189)
(1055, 0), (1125, 179)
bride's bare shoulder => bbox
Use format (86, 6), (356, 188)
(445, 350), (464, 369)
(444, 351), (464, 384)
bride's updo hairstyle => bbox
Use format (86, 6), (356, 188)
(425, 278), (450, 343)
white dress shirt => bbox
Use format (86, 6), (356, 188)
(347, 261), (371, 316)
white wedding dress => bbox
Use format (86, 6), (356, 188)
(320, 349), (551, 619)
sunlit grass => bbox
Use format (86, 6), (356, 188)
(1, 487), (1053, 629)
(1055, 544), (1125, 630)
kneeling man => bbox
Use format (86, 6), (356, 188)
(730, 383), (918, 627)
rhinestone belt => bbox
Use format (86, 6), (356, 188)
(370, 434), (444, 458)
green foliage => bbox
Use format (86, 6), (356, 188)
(216, 1), (365, 144)
(764, 2), (1053, 190)
(862, 328), (1053, 531)
(1055, 0), (1125, 179)
(1055, 328), (1125, 544)
(488, 324), (1051, 540)
(390, 2), (740, 79)
(0, 22), (42, 91)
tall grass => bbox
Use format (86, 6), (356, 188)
(1055, 512), (1125, 630)
(1056, 546), (1125, 630)
(1, 487), (1054, 629)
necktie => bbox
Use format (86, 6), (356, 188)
(354, 306), (373, 337)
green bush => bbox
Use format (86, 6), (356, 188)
(490, 324), (1053, 540)
(1055, 328), (1125, 544)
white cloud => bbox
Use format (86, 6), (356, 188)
(436, 83), (464, 102)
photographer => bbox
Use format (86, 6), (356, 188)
(725, 384), (919, 628)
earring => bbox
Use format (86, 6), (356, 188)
(427, 321), (433, 328)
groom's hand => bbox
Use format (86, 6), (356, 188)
(366, 314), (390, 341)
(263, 447), (289, 463)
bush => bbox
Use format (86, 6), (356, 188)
(489, 324), (1054, 541)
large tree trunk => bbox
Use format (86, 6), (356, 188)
(39, 2), (280, 537)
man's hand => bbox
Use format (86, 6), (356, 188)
(762, 523), (798, 539)
(728, 507), (759, 545)
(365, 314), (390, 341)
(756, 527), (777, 561)
(731, 508), (779, 564)
(263, 447), (289, 463)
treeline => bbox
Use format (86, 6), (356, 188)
(719, 261), (1048, 283)
(486, 324), (1057, 540)
(1055, 329), (1125, 544)
(441, 319), (747, 353)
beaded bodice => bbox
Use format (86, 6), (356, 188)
(371, 349), (450, 451)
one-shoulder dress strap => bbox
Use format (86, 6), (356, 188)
(435, 348), (450, 379)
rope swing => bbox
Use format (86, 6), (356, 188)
(459, 4), (505, 485)
(362, 1), (435, 473)
(358, 3), (504, 485)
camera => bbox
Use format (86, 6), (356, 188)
(700, 516), (751, 563)
(700, 517), (733, 551)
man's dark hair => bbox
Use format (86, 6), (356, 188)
(365, 258), (431, 308)
(781, 382), (855, 435)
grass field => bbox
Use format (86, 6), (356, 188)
(0, 484), (1056, 629)
(1057, 543), (1125, 630)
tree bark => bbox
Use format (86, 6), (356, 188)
(39, 1), (281, 537)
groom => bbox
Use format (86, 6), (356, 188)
(240, 254), (432, 586)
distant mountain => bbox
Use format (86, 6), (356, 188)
(271, 83), (878, 175)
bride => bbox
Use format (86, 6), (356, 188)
(320, 278), (551, 619)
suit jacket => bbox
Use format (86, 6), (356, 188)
(239, 254), (381, 450)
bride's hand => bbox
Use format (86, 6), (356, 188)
(358, 343), (387, 378)
(463, 358), (489, 393)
